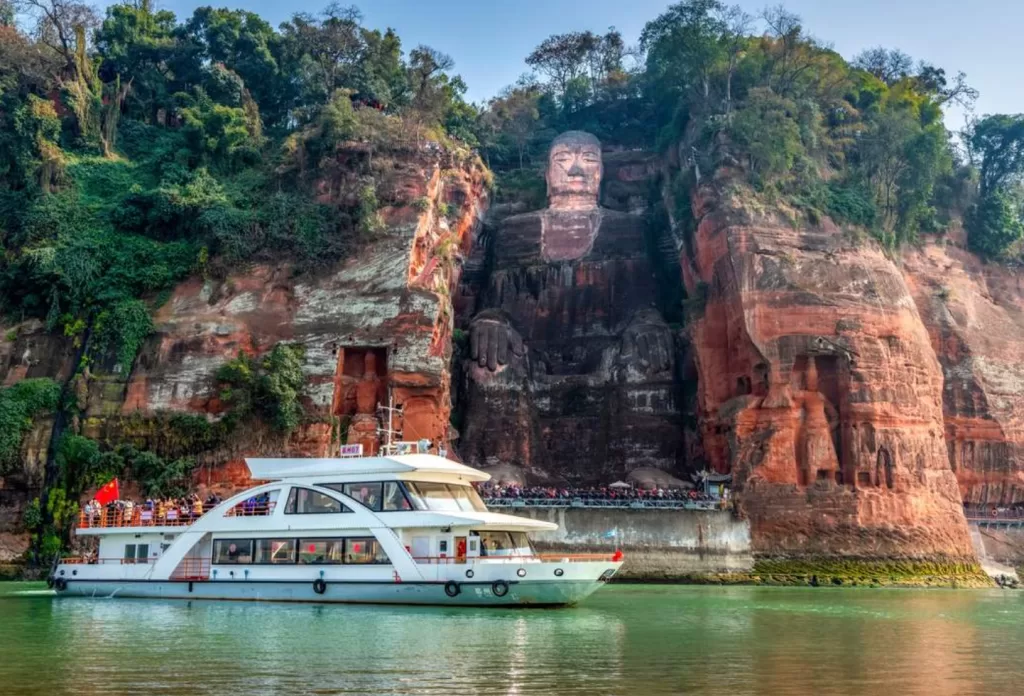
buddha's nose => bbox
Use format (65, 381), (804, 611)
(568, 162), (585, 177)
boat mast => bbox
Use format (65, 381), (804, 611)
(376, 389), (403, 456)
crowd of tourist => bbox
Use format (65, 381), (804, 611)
(81, 493), (224, 527)
(475, 482), (722, 504)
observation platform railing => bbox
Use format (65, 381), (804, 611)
(482, 497), (726, 511)
(413, 553), (619, 565)
(964, 506), (1024, 527)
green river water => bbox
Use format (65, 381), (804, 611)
(1, 582), (1022, 695)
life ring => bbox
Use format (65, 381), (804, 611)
(312, 578), (327, 595)
(991, 508), (999, 518)
(444, 580), (461, 597)
(491, 580), (509, 597)
(54, 577), (67, 592)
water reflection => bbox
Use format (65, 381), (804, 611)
(1, 585), (1022, 695)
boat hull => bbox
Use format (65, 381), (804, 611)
(54, 578), (609, 607)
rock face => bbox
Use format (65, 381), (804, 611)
(0, 148), (489, 507)
(456, 134), (684, 483)
(681, 178), (974, 559)
(903, 241), (1024, 506)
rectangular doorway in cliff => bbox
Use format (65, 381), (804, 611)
(331, 346), (389, 418)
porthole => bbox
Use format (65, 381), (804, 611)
(517, 568), (527, 578)
(465, 569), (475, 579)
(554, 568), (564, 577)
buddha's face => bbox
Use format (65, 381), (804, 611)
(546, 136), (602, 210)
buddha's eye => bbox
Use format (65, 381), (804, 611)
(582, 153), (600, 163)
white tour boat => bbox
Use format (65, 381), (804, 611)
(50, 454), (622, 606)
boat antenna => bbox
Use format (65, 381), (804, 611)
(377, 389), (403, 456)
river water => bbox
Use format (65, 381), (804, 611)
(1, 582), (1022, 695)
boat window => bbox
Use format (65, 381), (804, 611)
(343, 483), (383, 511)
(382, 482), (412, 511)
(345, 538), (389, 564)
(284, 487), (351, 514)
(254, 539), (297, 564)
(124, 544), (135, 562)
(213, 539), (254, 564)
(404, 482), (488, 512)
(477, 531), (533, 558)
(319, 482), (413, 512)
(298, 539), (345, 565)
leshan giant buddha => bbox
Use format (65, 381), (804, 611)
(458, 131), (683, 482)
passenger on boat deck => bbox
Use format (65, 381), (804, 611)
(227, 543), (241, 560)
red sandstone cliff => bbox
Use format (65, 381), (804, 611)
(903, 240), (1024, 507)
(681, 175), (974, 559)
(0, 147), (488, 543)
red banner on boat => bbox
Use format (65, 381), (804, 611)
(94, 478), (120, 506)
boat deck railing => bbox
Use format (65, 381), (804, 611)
(77, 502), (276, 529)
(62, 557), (154, 565)
(483, 497), (725, 511)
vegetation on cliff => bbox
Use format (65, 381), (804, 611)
(0, 0), (480, 559)
(3, 0), (1024, 570)
(477, 2), (1024, 259)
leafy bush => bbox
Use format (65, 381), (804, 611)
(93, 298), (154, 369)
(0, 379), (61, 474)
(126, 448), (195, 499)
(967, 190), (1024, 259)
(727, 89), (805, 188)
(825, 180), (878, 228)
(217, 343), (307, 433)
(56, 434), (122, 496)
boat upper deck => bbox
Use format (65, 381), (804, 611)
(78, 499), (274, 530)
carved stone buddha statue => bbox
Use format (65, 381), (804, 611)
(458, 131), (681, 481)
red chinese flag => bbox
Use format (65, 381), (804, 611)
(94, 478), (120, 506)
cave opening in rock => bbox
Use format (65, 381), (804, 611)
(331, 346), (389, 455)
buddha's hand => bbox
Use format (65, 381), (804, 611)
(620, 309), (674, 376)
(469, 312), (525, 372)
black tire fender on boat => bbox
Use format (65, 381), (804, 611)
(444, 580), (460, 597)
(491, 580), (509, 597)
(312, 578), (327, 595)
(53, 577), (67, 592)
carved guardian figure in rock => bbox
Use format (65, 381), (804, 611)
(458, 131), (681, 481)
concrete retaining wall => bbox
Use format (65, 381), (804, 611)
(506, 507), (753, 580)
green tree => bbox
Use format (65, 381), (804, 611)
(966, 188), (1024, 258)
(181, 6), (292, 129)
(641, 0), (727, 114)
(94, 1), (182, 124)
(969, 114), (1024, 198)
(727, 87), (803, 185)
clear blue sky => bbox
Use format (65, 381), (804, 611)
(124, 0), (1021, 125)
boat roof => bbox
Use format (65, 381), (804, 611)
(245, 454), (491, 483)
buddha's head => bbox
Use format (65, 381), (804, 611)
(546, 131), (602, 211)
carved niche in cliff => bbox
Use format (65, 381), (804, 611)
(457, 131), (683, 482)
(331, 346), (388, 454)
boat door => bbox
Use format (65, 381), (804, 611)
(455, 536), (467, 563)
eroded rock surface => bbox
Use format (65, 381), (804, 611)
(903, 242), (1024, 506)
(0, 150), (489, 506)
(682, 179), (973, 559)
